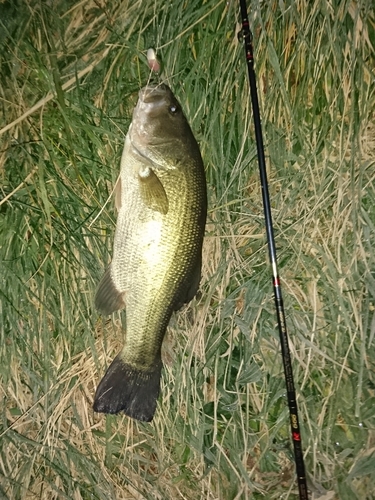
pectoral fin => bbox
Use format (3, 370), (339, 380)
(138, 166), (168, 215)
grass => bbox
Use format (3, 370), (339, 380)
(0, 0), (375, 498)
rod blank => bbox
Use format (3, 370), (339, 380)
(238, 1), (309, 498)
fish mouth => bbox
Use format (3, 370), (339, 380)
(139, 84), (170, 104)
(129, 83), (177, 163)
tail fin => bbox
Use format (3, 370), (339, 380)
(93, 354), (162, 422)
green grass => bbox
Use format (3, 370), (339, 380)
(1, 0), (375, 498)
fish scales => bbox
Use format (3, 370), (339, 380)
(93, 84), (207, 422)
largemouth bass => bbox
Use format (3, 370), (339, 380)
(93, 84), (207, 422)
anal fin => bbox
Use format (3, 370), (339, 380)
(95, 266), (125, 315)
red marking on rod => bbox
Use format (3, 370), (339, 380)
(292, 432), (301, 441)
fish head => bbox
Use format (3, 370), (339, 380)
(129, 84), (200, 169)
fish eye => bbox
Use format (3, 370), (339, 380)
(169, 105), (178, 114)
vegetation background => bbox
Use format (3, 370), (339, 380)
(1, 0), (374, 498)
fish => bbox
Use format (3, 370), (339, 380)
(93, 83), (207, 422)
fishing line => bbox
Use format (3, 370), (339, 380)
(237, 1), (309, 498)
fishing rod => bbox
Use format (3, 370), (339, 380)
(237, 1), (309, 498)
